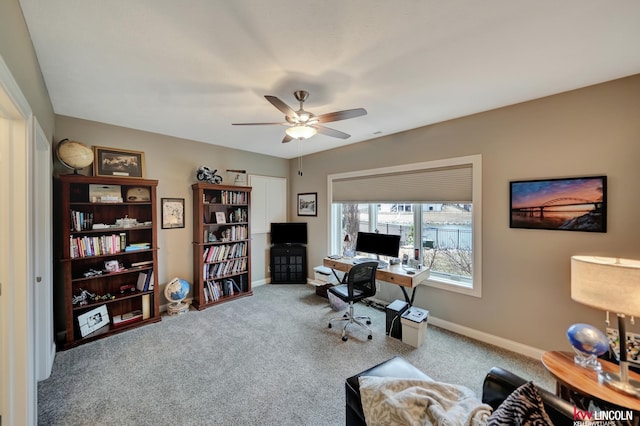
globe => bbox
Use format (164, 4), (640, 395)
(56, 139), (93, 172)
(165, 277), (190, 303)
(567, 323), (609, 370)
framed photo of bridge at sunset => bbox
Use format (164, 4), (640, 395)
(510, 176), (607, 232)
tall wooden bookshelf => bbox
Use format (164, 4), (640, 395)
(56, 175), (161, 349)
(192, 183), (252, 310)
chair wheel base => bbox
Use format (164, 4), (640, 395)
(366, 320), (371, 325)
(328, 323), (332, 329)
(342, 335), (348, 342)
(367, 335), (373, 340)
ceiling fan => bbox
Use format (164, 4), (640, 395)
(232, 90), (367, 143)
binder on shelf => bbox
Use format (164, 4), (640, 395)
(141, 295), (150, 320)
(136, 271), (148, 292)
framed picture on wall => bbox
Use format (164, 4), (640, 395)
(93, 146), (146, 178)
(161, 198), (185, 229)
(297, 192), (317, 217)
(509, 176), (606, 232)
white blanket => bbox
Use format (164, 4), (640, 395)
(358, 376), (492, 426)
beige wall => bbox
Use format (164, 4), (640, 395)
(291, 75), (640, 351)
(0, 0), (55, 137)
(54, 116), (289, 311)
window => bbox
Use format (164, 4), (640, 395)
(329, 155), (481, 297)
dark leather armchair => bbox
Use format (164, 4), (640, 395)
(327, 261), (378, 341)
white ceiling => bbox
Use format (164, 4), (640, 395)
(19, 1), (640, 159)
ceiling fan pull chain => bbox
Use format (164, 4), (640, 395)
(298, 141), (303, 176)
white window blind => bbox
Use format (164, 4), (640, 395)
(332, 163), (473, 203)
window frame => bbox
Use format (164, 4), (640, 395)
(327, 155), (482, 298)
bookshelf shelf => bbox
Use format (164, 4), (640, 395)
(192, 182), (252, 310)
(56, 175), (161, 349)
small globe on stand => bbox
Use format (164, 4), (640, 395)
(56, 139), (94, 174)
(164, 277), (190, 316)
(567, 323), (610, 371)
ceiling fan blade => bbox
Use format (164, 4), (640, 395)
(265, 95), (299, 119)
(316, 108), (367, 123)
(232, 122), (287, 126)
(282, 134), (294, 143)
(313, 125), (350, 139)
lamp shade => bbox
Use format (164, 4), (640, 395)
(285, 125), (317, 140)
(571, 256), (640, 317)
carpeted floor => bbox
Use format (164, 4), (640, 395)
(38, 284), (554, 425)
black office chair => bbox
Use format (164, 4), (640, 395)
(327, 261), (378, 341)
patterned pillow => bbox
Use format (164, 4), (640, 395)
(486, 381), (554, 426)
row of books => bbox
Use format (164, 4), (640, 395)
(70, 210), (94, 232)
(70, 233), (126, 258)
(216, 190), (247, 205)
(203, 278), (242, 302)
(203, 241), (247, 263)
(203, 258), (247, 279)
(136, 270), (155, 292)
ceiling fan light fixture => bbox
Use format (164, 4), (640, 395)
(286, 125), (317, 140)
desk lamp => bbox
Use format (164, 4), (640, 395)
(571, 256), (640, 396)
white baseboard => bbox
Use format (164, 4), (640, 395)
(427, 316), (545, 360)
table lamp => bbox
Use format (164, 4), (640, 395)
(571, 255), (640, 396)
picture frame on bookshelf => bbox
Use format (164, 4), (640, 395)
(297, 192), (317, 217)
(215, 211), (226, 224)
(161, 198), (185, 229)
(104, 259), (122, 272)
(77, 305), (110, 337)
(93, 146), (146, 178)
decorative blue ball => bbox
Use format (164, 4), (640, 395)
(165, 277), (190, 303)
(567, 323), (609, 355)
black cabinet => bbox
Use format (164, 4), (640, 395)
(270, 245), (307, 284)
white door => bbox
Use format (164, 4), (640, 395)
(33, 118), (54, 381)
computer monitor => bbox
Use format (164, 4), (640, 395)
(354, 232), (401, 260)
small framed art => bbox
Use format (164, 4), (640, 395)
(509, 176), (606, 232)
(215, 211), (227, 224)
(77, 304), (109, 337)
(297, 192), (317, 217)
(93, 146), (145, 178)
(162, 198), (185, 229)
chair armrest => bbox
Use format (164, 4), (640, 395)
(482, 367), (574, 426)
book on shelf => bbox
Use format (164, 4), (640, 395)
(131, 260), (154, 268)
(141, 294), (150, 319)
(112, 310), (143, 327)
(136, 271), (148, 292)
(146, 271), (154, 291)
(125, 242), (150, 252)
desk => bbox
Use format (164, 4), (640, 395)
(323, 257), (430, 305)
(542, 351), (640, 424)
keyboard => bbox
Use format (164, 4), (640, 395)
(353, 258), (389, 269)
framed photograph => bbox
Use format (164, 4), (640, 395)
(297, 192), (317, 217)
(607, 328), (640, 365)
(77, 305), (109, 337)
(104, 259), (121, 272)
(93, 146), (145, 178)
(510, 176), (606, 232)
(162, 198), (185, 229)
(215, 211), (226, 224)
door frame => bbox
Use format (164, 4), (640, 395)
(0, 54), (37, 426)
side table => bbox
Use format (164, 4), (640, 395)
(542, 351), (640, 425)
